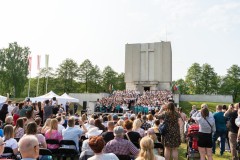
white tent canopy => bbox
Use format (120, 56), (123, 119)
(31, 91), (61, 102)
(60, 93), (79, 103)
(0, 95), (7, 103)
(31, 91), (79, 106)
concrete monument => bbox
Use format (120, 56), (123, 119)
(125, 41), (172, 92)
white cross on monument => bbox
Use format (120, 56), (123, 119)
(141, 43), (154, 81)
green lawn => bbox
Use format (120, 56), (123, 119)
(179, 101), (231, 116)
(179, 143), (231, 160)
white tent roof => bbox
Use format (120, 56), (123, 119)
(61, 93), (79, 103)
(0, 95), (7, 103)
(31, 91), (61, 102)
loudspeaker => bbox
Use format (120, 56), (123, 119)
(83, 101), (87, 110)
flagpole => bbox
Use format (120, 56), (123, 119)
(45, 74), (48, 94)
(28, 73), (31, 97)
(27, 56), (32, 97)
(36, 75), (40, 96)
(36, 55), (41, 96)
(45, 54), (49, 94)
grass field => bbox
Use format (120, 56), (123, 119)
(179, 101), (231, 115)
(178, 143), (232, 160)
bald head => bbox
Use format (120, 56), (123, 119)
(18, 135), (39, 159)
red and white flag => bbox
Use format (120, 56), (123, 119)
(28, 56), (32, 72)
(37, 55), (41, 71)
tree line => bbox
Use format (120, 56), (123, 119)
(1, 42), (240, 102)
(0, 42), (125, 98)
(173, 63), (240, 102)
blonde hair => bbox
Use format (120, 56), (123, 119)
(147, 132), (157, 142)
(43, 118), (51, 129)
(117, 119), (124, 127)
(133, 119), (142, 131)
(49, 119), (58, 134)
(137, 136), (155, 160)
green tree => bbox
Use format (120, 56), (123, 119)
(200, 63), (220, 94)
(0, 42), (30, 97)
(115, 72), (125, 90)
(102, 66), (118, 93)
(88, 65), (103, 93)
(174, 79), (189, 94)
(56, 59), (79, 93)
(79, 59), (94, 93)
(220, 65), (240, 102)
(38, 67), (54, 95)
(185, 63), (202, 94)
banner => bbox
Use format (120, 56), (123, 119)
(28, 56), (32, 72)
(45, 54), (49, 69)
(37, 55), (41, 71)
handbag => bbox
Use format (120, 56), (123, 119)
(159, 115), (167, 136)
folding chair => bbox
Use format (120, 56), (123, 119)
(46, 139), (60, 154)
(58, 140), (79, 160)
(38, 148), (53, 160)
(154, 142), (164, 156)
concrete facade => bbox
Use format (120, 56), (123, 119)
(69, 93), (109, 107)
(180, 94), (233, 103)
(125, 42), (172, 92)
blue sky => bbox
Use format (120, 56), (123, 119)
(0, 0), (239, 80)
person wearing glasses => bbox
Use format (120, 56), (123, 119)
(18, 135), (39, 160)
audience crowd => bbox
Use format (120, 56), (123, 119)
(0, 90), (239, 160)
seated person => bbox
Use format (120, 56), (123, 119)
(88, 136), (118, 160)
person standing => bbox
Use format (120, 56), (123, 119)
(158, 102), (181, 160)
(192, 106), (216, 160)
(212, 105), (227, 155)
(225, 103), (239, 160)
(43, 100), (53, 123)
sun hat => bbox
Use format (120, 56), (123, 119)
(85, 127), (103, 138)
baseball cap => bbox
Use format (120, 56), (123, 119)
(113, 114), (118, 120)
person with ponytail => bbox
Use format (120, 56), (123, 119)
(136, 136), (165, 160)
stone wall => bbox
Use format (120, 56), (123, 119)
(180, 94), (233, 103)
(69, 93), (109, 107)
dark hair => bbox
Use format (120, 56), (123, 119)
(201, 108), (209, 119)
(167, 102), (175, 116)
(102, 116), (108, 122)
(0, 104), (8, 113)
(56, 116), (61, 122)
(89, 136), (105, 153)
(35, 117), (42, 125)
(154, 119), (160, 126)
(26, 107), (33, 119)
(222, 105), (227, 110)
(19, 103), (24, 110)
(124, 120), (133, 130)
(26, 122), (37, 135)
(94, 119), (105, 131)
(14, 118), (24, 134)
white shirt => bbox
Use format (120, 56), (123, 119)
(58, 124), (65, 134)
(88, 153), (119, 160)
(3, 138), (18, 150)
